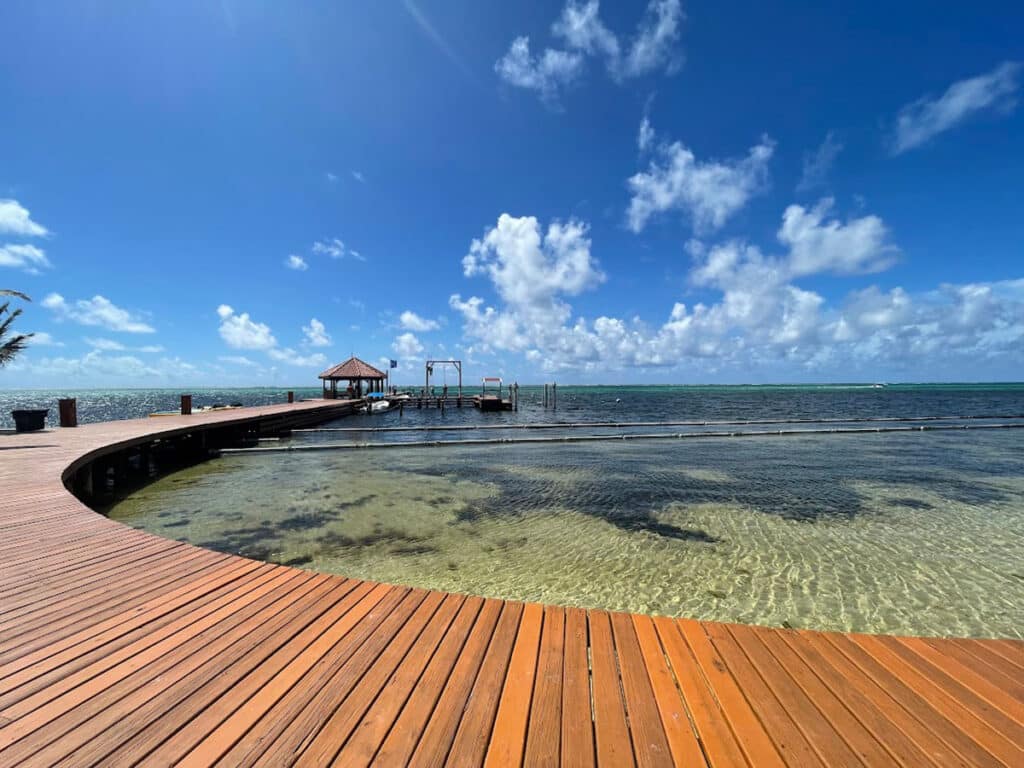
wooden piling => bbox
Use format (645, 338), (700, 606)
(181, 394), (192, 415)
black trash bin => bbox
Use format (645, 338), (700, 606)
(11, 409), (49, 432)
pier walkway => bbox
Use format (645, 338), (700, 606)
(1, 401), (1021, 766)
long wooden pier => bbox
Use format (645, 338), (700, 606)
(1, 400), (1021, 766)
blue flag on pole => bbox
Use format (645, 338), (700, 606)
(390, 359), (397, 368)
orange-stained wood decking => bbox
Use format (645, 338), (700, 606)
(1, 400), (1022, 767)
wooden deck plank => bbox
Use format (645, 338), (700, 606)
(0, 570), (326, 766)
(0, 557), (261, 680)
(655, 618), (749, 768)
(896, 637), (1024, 726)
(372, 596), (488, 766)
(338, 595), (484, 767)
(701, 621), (827, 768)
(725, 624), (864, 766)
(794, 631), (961, 768)
(824, 633), (1012, 767)
(674, 618), (785, 768)
(632, 616), (708, 768)
(215, 583), (411, 768)
(523, 605), (565, 768)
(173, 582), (405, 767)
(560, 607), (596, 768)
(852, 634), (1023, 765)
(609, 612), (674, 767)
(945, 639), (1024, 697)
(588, 610), (636, 768)
(0, 400), (1020, 768)
(297, 590), (456, 765)
(54, 575), (348, 768)
(753, 626), (903, 766)
(439, 601), (524, 767)
(483, 601), (544, 767)
(0, 566), (301, 717)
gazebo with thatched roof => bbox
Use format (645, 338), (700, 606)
(319, 356), (387, 399)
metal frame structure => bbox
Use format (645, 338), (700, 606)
(424, 359), (462, 397)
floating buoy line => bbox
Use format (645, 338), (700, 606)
(220, 420), (1024, 454)
(291, 412), (1024, 433)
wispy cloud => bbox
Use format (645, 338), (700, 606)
(495, 38), (584, 104)
(219, 355), (259, 367)
(26, 331), (62, 347)
(797, 132), (843, 192)
(891, 61), (1021, 154)
(0, 243), (51, 274)
(312, 237), (365, 261)
(85, 337), (164, 353)
(351, 170), (365, 183)
(496, 1), (684, 105)
(403, 0), (476, 80)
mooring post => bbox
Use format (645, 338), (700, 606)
(180, 394), (192, 415)
(552, 382), (557, 410)
(287, 391), (294, 403)
(58, 398), (78, 428)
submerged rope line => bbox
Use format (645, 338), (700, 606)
(221, 421), (1024, 454)
(291, 413), (1024, 433)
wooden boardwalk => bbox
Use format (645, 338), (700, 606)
(1, 401), (1021, 767)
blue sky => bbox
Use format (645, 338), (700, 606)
(1, 1), (1022, 387)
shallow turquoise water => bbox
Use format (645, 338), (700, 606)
(107, 428), (1024, 638)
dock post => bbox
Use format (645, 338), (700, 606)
(287, 391), (294, 403)
(180, 394), (192, 415)
(552, 382), (557, 410)
(58, 398), (78, 428)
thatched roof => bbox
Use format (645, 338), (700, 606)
(318, 356), (386, 380)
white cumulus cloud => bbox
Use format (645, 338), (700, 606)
(778, 199), (897, 277)
(43, 293), (155, 333)
(0, 199), (49, 237)
(627, 132), (775, 233)
(399, 310), (441, 332)
(449, 205), (1019, 378)
(392, 332), (424, 357)
(302, 317), (332, 347)
(285, 254), (308, 271)
(216, 305), (277, 350)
